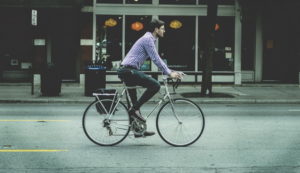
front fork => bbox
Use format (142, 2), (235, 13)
(168, 98), (183, 124)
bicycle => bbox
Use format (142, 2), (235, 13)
(82, 75), (205, 147)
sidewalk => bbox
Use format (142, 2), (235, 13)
(0, 83), (300, 104)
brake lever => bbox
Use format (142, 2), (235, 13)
(172, 79), (181, 93)
(174, 79), (181, 89)
(166, 74), (182, 94)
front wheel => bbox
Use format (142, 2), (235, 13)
(156, 98), (205, 147)
(82, 99), (130, 146)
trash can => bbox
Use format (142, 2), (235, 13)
(41, 63), (61, 96)
(85, 65), (106, 96)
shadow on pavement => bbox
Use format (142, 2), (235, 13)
(181, 92), (235, 98)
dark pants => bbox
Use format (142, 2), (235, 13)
(117, 67), (160, 110)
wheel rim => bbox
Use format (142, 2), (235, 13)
(156, 99), (205, 147)
(83, 100), (130, 146)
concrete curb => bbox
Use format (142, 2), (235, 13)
(1, 98), (299, 104)
(1, 83), (300, 104)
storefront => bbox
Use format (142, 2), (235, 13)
(261, 1), (300, 83)
(89, 0), (240, 84)
(240, 0), (300, 84)
(1, 0), (299, 84)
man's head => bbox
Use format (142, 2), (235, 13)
(147, 19), (165, 38)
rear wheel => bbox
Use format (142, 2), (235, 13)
(82, 99), (130, 146)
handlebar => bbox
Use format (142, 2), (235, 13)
(162, 71), (185, 93)
(166, 78), (182, 94)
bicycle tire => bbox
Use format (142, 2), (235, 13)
(156, 98), (205, 147)
(82, 99), (130, 146)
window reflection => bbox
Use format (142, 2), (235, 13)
(126, 0), (152, 4)
(96, 0), (122, 4)
(159, 16), (195, 71)
(159, 0), (196, 5)
(199, 0), (234, 5)
(198, 16), (234, 71)
(96, 15), (122, 71)
(125, 15), (152, 71)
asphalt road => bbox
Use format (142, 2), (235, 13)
(0, 103), (300, 173)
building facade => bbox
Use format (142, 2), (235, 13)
(0, 0), (82, 82)
(0, 0), (299, 84)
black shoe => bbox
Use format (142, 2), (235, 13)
(128, 108), (146, 123)
(134, 131), (155, 138)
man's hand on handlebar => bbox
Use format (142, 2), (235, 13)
(168, 71), (185, 92)
(169, 71), (185, 79)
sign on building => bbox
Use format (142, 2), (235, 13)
(31, 9), (37, 26)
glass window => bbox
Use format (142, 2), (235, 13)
(96, 15), (122, 71)
(159, 0), (196, 5)
(199, 0), (234, 5)
(126, 0), (152, 4)
(96, 0), (122, 4)
(198, 16), (234, 71)
(125, 15), (152, 71)
(159, 16), (195, 71)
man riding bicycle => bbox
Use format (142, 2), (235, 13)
(117, 19), (183, 137)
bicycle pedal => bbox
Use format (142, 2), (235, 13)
(134, 131), (155, 138)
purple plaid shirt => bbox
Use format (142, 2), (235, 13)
(121, 32), (172, 75)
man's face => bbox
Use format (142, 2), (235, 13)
(156, 25), (165, 38)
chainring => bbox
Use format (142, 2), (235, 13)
(131, 119), (147, 134)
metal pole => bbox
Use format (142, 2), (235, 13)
(30, 66), (34, 95)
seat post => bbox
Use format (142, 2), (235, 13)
(123, 82), (133, 110)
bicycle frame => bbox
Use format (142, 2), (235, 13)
(93, 75), (181, 122)
(122, 76), (173, 120)
(84, 73), (204, 147)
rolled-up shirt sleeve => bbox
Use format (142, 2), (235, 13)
(144, 38), (172, 75)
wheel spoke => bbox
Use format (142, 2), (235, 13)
(82, 99), (130, 146)
(156, 98), (205, 147)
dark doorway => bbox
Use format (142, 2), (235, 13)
(0, 8), (33, 82)
(41, 8), (80, 82)
(262, 2), (300, 83)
